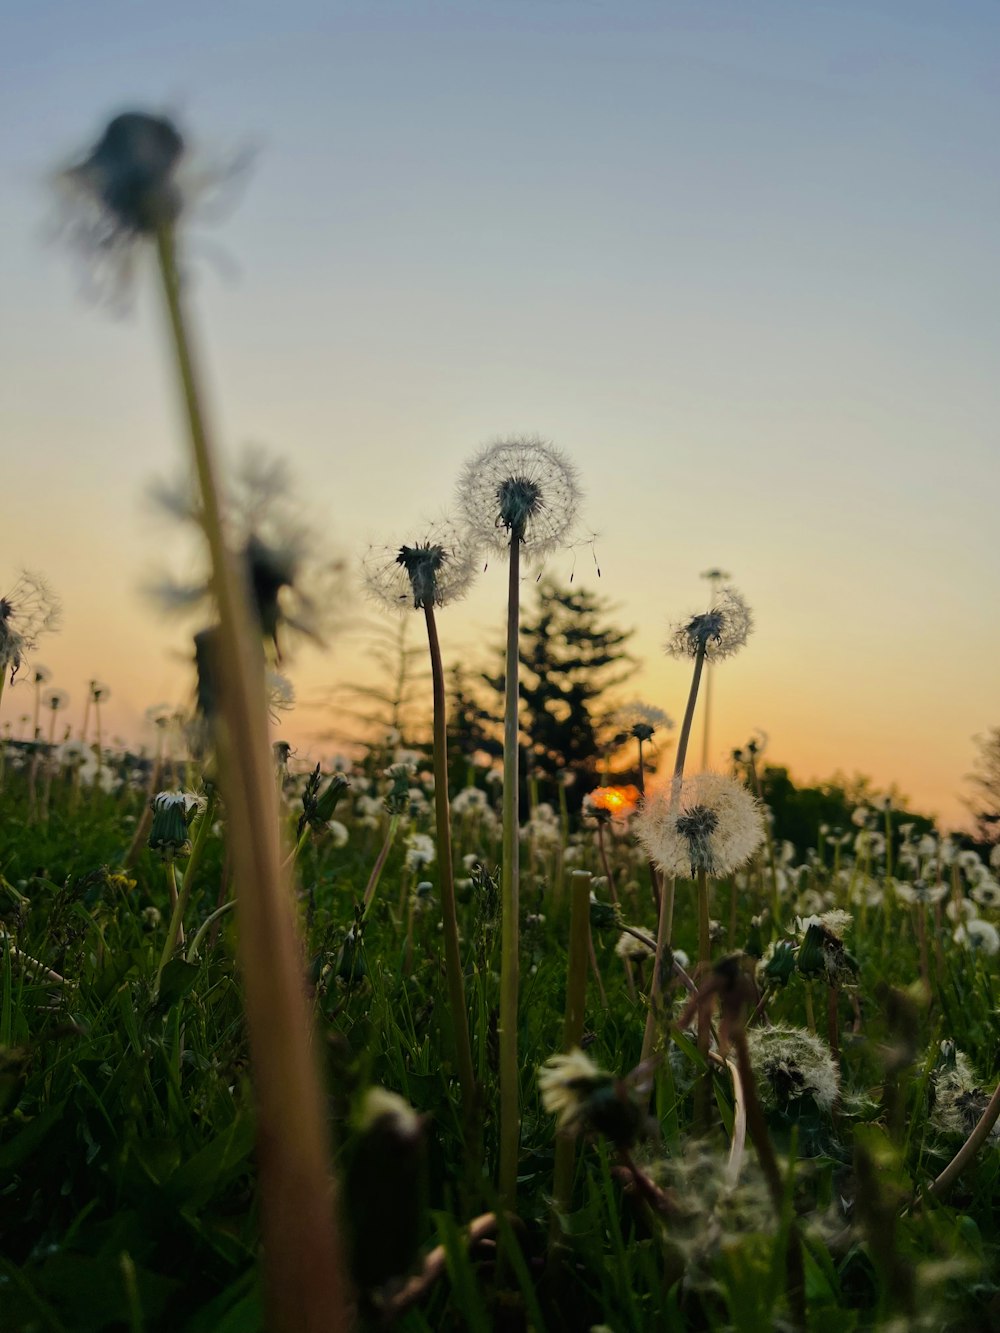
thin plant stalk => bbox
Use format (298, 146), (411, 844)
(550, 871), (592, 1239)
(153, 791), (217, 995)
(187, 899), (236, 962)
(154, 222), (352, 1333)
(731, 1025), (806, 1329)
(362, 812), (400, 917)
(694, 866), (712, 1131)
(640, 640), (707, 1065)
(498, 530), (522, 1208)
(423, 601), (477, 1130)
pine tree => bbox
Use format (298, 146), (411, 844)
(472, 580), (634, 806)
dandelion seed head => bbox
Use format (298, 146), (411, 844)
(665, 586), (752, 663)
(614, 700), (673, 741)
(456, 435), (581, 561)
(42, 688), (70, 713)
(636, 772), (765, 879)
(538, 1048), (615, 1134)
(0, 572), (61, 680)
(363, 517), (478, 613)
(747, 1024), (840, 1114)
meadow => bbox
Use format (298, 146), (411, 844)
(1, 109), (999, 1333)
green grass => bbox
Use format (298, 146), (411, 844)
(1, 756), (999, 1331)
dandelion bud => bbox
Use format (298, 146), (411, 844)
(147, 791), (204, 861)
(538, 1049), (648, 1149)
(346, 1088), (426, 1292)
(759, 939), (797, 987)
(335, 926), (367, 989)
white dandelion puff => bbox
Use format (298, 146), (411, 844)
(635, 772), (765, 879)
(363, 517), (479, 613)
(456, 435), (581, 562)
(665, 586), (752, 663)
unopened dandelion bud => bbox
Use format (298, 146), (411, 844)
(760, 939), (797, 987)
(538, 1049), (649, 1149)
(336, 926), (367, 989)
(148, 790), (203, 860)
(314, 772), (350, 824)
(589, 894), (620, 931)
(346, 1087), (427, 1292)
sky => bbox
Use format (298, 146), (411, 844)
(1, 0), (998, 828)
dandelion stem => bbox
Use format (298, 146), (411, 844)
(550, 871), (592, 1237)
(499, 529), (522, 1209)
(153, 792), (216, 996)
(154, 222), (352, 1333)
(186, 899), (235, 963)
(423, 601), (477, 1132)
(640, 641), (708, 1065)
(362, 813), (399, 917)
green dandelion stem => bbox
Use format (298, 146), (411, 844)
(154, 221), (352, 1332)
(362, 813), (400, 917)
(154, 792), (217, 996)
(498, 528), (522, 1209)
(550, 871), (592, 1232)
(423, 600), (477, 1131)
(186, 899), (236, 963)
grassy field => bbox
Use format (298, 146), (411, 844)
(1, 736), (998, 1332)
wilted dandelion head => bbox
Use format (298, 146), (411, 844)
(61, 112), (185, 237)
(747, 1024), (840, 1114)
(363, 518), (478, 613)
(636, 772), (765, 879)
(456, 435), (581, 560)
(149, 446), (347, 659)
(0, 572), (61, 680)
(665, 585), (752, 663)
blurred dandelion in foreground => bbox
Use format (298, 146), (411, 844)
(54, 110), (249, 307)
(149, 447), (347, 661)
(636, 773), (764, 880)
(0, 572), (61, 686)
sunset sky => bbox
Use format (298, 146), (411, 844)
(2, 1), (998, 828)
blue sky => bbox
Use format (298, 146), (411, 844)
(2, 1), (998, 823)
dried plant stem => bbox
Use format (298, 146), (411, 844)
(499, 531), (522, 1209)
(154, 223), (352, 1333)
(382, 1213), (498, 1319)
(640, 642), (706, 1067)
(423, 602), (477, 1130)
(924, 1079), (1000, 1203)
(550, 871), (592, 1237)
